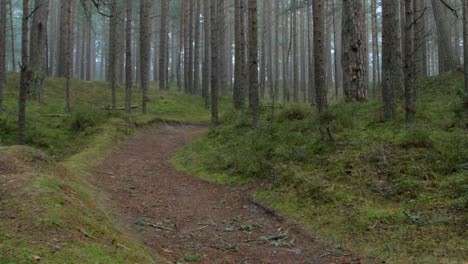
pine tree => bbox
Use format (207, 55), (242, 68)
(382, 0), (403, 119)
(342, 0), (368, 101)
(0, 0), (6, 112)
(313, 0), (327, 113)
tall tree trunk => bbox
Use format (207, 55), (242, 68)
(382, 0), (403, 119)
(160, 0), (168, 90)
(64, 0), (75, 113)
(234, 0), (246, 109)
(0, 0), (6, 111)
(210, 0), (219, 124)
(30, 0), (50, 101)
(193, 0), (201, 94)
(153, 6), (159, 82)
(300, 5), (306, 102)
(282, 0), (290, 104)
(292, 0), (298, 102)
(332, 0), (339, 98)
(414, 0), (427, 78)
(183, 0), (189, 93)
(342, 0), (368, 101)
(202, 0), (210, 108)
(188, 1), (194, 93)
(313, 0), (327, 113)
(404, 0), (415, 119)
(58, 1), (70, 77)
(218, 0), (227, 96)
(371, 0), (381, 92)
(325, 2), (333, 90)
(400, 0), (405, 58)
(431, 0), (457, 73)
(125, 0), (132, 113)
(103, 17), (109, 81)
(19, 0), (30, 144)
(80, 17), (86, 80)
(463, 0), (468, 105)
(177, 0), (185, 91)
(9, 0), (15, 72)
(227, 19), (234, 93)
(259, 0), (267, 99)
(453, 0), (460, 63)
(109, 0), (119, 110)
(274, 0), (280, 102)
(266, 1), (273, 101)
(48, 1), (57, 76)
(85, 5), (93, 81)
(140, 0), (151, 114)
(248, 0), (259, 128)
(170, 20), (176, 84)
(307, 0), (315, 104)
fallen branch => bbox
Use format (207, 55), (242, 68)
(78, 228), (96, 240)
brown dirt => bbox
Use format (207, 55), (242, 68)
(92, 125), (362, 264)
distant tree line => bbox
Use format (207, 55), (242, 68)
(0, 0), (467, 143)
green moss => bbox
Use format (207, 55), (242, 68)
(0, 73), (230, 159)
(0, 145), (163, 263)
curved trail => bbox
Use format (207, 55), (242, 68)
(92, 125), (360, 264)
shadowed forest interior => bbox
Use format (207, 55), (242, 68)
(0, 0), (467, 263)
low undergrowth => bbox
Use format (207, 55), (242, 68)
(174, 72), (468, 263)
(0, 73), (228, 159)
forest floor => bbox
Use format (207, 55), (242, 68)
(91, 124), (362, 264)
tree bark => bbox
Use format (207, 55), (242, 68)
(8, 0), (15, 72)
(160, 0), (168, 90)
(382, 0), (403, 119)
(292, 0), (298, 102)
(218, 0), (227, 96)
(0, 0), (6, 111)
(404, 0), (415, 119)
(248, 0), (259, 129)
(413, 0), (427, 78)
(266, 1), (273, 101)
(463, 0), (468, 104)
(58, 1), (70, 77)
(210, 0), (219, 124)
(234, 0), (246, 109)
(125, 0), (132, 113)
(109, 0), (120, 109)
(19, 0), (31, 144)
(342, 0), (368, 101)
(371, 0), (381, 93)
(307, 0), (315, 104)
(30, 0), (50, 101)
(140, 0), (152, 114)
(282, 0), (290, 103)
(431, 0), (457, 73)
(202, 0), (210, 108)
(274, 0), (280, 102)
(177, 0), (185, 91)
(453, 0), (460, 63)
(313, 0), (327, 113)
(188, 1), (194, 93)
(183, 0), (189, 93)
(193, 0), (201, 94)
(332, 0), (339, 98)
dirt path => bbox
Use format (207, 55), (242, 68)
(92, 125), (360, 264)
